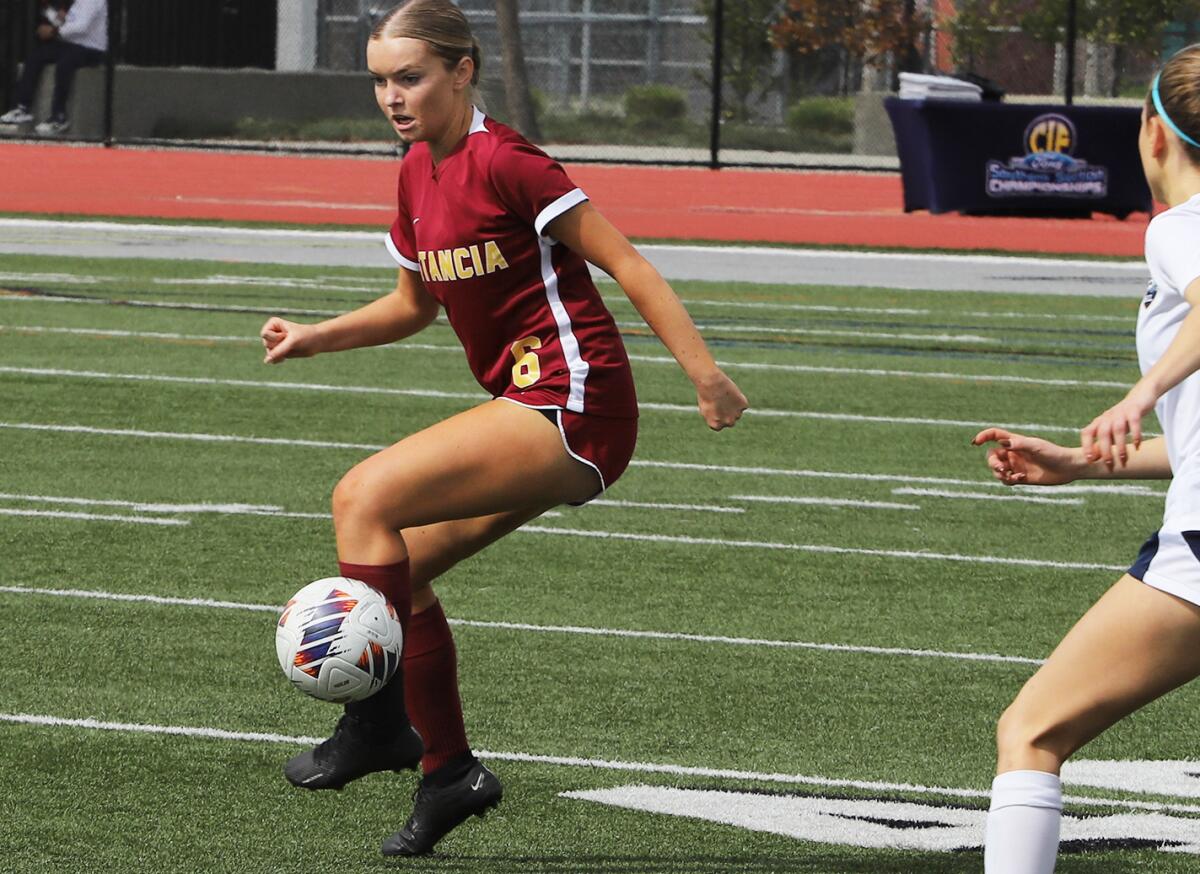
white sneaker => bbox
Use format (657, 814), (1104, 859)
(34, 117), (70, 136)
(0, 106), (33, 125)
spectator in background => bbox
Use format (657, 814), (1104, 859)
(0, 0), (108, 136)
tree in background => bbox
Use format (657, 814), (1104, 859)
(494, 0), (541, 141)
(772, 0), (928, 94)
(696, 0), (780, 121)
(1018, 0), (1187, 49)
(941, 0), (1008, 71)
(944, 0), (1200, 95)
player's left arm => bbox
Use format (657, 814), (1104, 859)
(1083, 276), (1200, 469)
(546, 202), (748, 430)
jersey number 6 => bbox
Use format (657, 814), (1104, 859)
(510, 336), (542, 388)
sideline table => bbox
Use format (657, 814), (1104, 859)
(884, 98), (1151, 218)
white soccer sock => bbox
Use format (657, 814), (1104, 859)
(983, 769), (1062, 874)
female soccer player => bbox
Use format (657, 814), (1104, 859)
(972, 44), (1200, 873)
(259, 0), (747, 857)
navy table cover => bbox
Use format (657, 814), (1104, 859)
(884, 98), (1152, 219)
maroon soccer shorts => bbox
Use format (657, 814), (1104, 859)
(556, 409), (638, 499)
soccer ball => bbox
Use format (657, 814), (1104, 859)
(275, 577), (403, 703)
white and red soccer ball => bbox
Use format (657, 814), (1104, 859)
(275, 577), (403, 703)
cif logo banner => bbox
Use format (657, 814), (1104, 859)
(986, 113), (1108, 198)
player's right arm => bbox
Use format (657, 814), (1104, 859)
(972, 427), (1172, 485)
(261, 268), (438, 363)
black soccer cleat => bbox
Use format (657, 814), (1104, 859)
(285, 716), (424, 791)
(381, 760), (503, 856)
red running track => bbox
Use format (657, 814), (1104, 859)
(0, 142), (1149, 257)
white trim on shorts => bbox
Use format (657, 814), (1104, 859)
(495, 396), (606, 498)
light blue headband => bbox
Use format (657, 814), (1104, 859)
(1153, 72), (1200, 149)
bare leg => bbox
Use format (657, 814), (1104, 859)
(328, 400), (595, 785)
(985, 574), (1200, 873)
(402, 506), (547, 612)
(997, 574), (1200, 774)
(333, 399), (597, 565)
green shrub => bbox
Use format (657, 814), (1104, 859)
(151, 116), (239, 138)
(540, 109), (627, 144)
(786, 97), (854, 135)
(227, 116), (391, 142)
(297, 117), (393, 142)
(721, 121), (852, 154)
(623, 84), (688, 132)
(230, 117), (299, 139)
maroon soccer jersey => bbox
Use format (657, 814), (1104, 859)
(385, 108), (638, 419)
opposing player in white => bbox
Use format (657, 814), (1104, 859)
(973, 44), (1200, 872)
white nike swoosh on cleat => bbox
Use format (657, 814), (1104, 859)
(471, 773), (485, 791)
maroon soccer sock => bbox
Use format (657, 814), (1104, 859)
(338, 559), (412, 637)
(403, 599), (472, 775)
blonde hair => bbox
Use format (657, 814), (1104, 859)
(1149, 43), (1200, 164)
(370, 0), (482, 86)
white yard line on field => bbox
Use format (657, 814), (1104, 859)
(3, 324), (1134, 390)
(729, 495), (920, 511)
(0, 584), (1041, 665)
(963, 309), (1132, 324)
(589, 499), (744, 514)
(0, 271), (110, 285)
(0, 291), (343, 317)
(0, 482), (1115, 566)
(0, 493), (282, 514)
(0, 421), (383, 450)
(892, 488), (1085, 506)
(0, 583), (1042, 669)
(637, 400), (1083, 433)
(0, 422), (1165, 500)
(656, 322), (999, 344)
(3, 324), (259, 343)
(0, 508), (186, 526)
(603, 294), (1136, 324)
(0, 264), (1135, 324)
(628, 354), (1132, 390)
(0, 493), (561, 523)
(0, 367), (1085, 433)
(1002, 483), (1161, 496)
(0, 366), (483, 401)
(152, 276), (379, 293)
(1, 711), (1196, 815)
(631, 459), (1165, 495)
(519, 526), (1125, 572)
(0, 292), (1105, 345)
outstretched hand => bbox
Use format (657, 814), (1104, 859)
(1080, 383), (1157, 470)
(260, 317), (319, 364)
(696, 370), (749, 431)
(971, 428), (1083, 487)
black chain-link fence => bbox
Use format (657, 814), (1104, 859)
(0, 0), (1193, 169)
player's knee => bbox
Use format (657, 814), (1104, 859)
(995, 703), (1029, 758)
(331, 467), (393, 531)
(995, 701), (1070, 769)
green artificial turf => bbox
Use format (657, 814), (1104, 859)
(0, 252), (1193, 873)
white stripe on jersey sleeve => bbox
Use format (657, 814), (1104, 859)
(384, 232), (421, 272)
(535, 188), (589, 239)
(538, 237), (590, 412)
